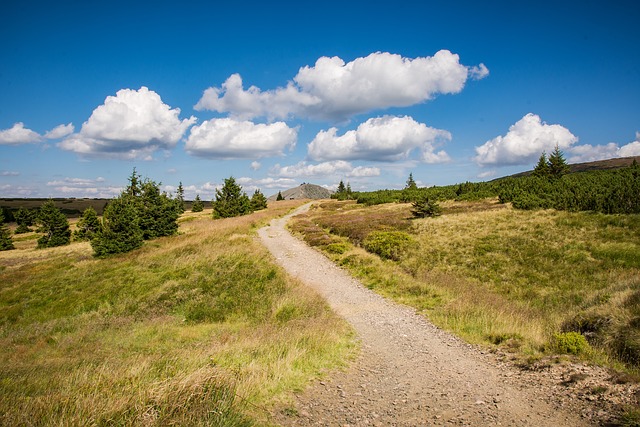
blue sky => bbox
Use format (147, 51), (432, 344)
(1, 0), (639, 200)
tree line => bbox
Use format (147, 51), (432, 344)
(353, 149), (640, 215)
(1, 171), (270, 254)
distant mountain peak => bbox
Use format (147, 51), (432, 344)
(268, 183), (333, 201)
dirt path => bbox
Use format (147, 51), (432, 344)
(258, 203), (598, 426)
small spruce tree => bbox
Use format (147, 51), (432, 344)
(138, 178), (179, 240)
(126, 167), (141, 197)
(212, 177), (251, 218)
(411, 197), (442, 218)
(250, 189), (268, 211)
(175, 181), (185, 213)
(533, 152), (551, 178)
(14, 208), (35, 234)
(276, 191), (284, 201)
(73, 206), (102, 241)
(0, 210), (15, 251)
(405, 173), (418, 190)
(36, 199), (71, 248)
(548, 145), (570, 177)
(91, 196), (143, 257)
(336, 180), (346, 194)
(191, 194), (204, 212)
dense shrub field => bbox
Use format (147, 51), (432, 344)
(353, 163), (640, 215)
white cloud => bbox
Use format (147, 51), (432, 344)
(46, 177), (106, 187)
(308, 115), (451, 163)
(250, 161), (261, 170)
(59, 87), (196, 159)
(348, 166), (381, 177)
(236, 176), (297, 190)
(620, 140), (640, 157)
(0, 122), (43, 145)
(0, 183), (39, 197)
(567, 143), (620, 163)
(474, 113), (578, 166)
(567, 132), (640, 162)
(45, 176), (122, 198)
(185, 118), (297, 159)
(44, 123), (74, 139)
(477, 170), (497, 179)
(270, 160), (380, 179)
(195, 50), (487, 121)
(1, 171), (20, 176)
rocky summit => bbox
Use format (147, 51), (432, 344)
(268, 183), (333, 201)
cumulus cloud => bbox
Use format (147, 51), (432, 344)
(308, 115), (451, 163)
(185, 118), (297, 159)
(0, 122), (43, 144)
(567, 132), (640, 163)
(59, 87), (196, 159)
(195, 50), (487, 121)
(250, 161), (261, 170)
(474, 113), (578, 166)
(45, 177), (121, 198)
(44, 123), (74, 139)
(236, 176), (297, 190)
(348, 166), (382, 177)
(270, 160), (380, 178)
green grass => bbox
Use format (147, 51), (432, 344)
(291, 199), (640, 372)
(0, 202), (357, 426)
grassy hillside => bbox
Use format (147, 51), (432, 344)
(291, 199), (640, 372)
(0, 201), (356, 426)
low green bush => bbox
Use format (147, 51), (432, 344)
(550, 332), (591, 355)
(363, 231), (414, 261)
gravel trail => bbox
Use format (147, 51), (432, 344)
(258, 203), (594, 426)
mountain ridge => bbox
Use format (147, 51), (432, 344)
(268, 183), (333, 201)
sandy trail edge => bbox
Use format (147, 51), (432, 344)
(258, 203), (591, 426)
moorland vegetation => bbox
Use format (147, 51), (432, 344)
(294, 153), (640, 373)
(342, 153), (640, 216)
(0, 200), (355, 425)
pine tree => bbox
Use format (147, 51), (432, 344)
(138, 178), (179, 239)
(548, 145), (570, 177)
(405, 173), (418, 190)
(212, 177), (251, 218)
(0, 210), (15, 251)
(36, 199), (71, 248)
(126, 167), (141, 197)
(191, 194), (204, 212)
(175, 181), (185, 213)
(276, 191), (284, 201)
(250, 189), (268, 211)
(91, 196), (143, 257)
(533, 152), (551, 178)
(73, 207), (102, 241)
(346, 182), (353, 199)
(336, 180), (346, 194)
(411, 197), (442, 218)
(14, 208), (35, 234)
